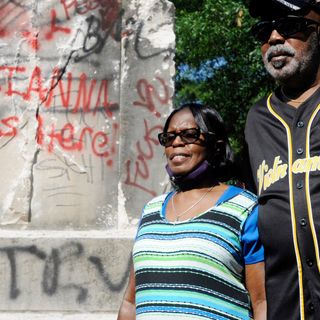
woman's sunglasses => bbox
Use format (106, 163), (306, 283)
(251, 16), (320, 43)
(158, 128), (215, 147)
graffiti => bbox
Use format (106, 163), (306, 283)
(0, 0), (174, 214)
(74, 10), (123, 62)
(134, 22), (175, 60)
(61, 0), (122, 42)
(61, 0), (120, 25)
(73, 11), (122, 62)
(43, 118), (117, 166)
(0, 1), (173, 60)
(61, 0), (101, 18)
(0, 66), (118, 116)
(125, 119), (163, 196)
(0, 1), (31, 38)
(1, 245), (46, 299)
(42, 242), (87, 303)
(89, 255), (130, 291)
(36, 155), (97, 186)
(21, 30), (40, 51)
(0, 2), (174, 313)
(0, 0), (122, 56)
(0, 2), (69, 52)
(0, 242), (131, 302)
(0, 116), (19, 137)
(0, 75), (169, 175)
(45, 9), (71, 41)
(0, 67), (120, 169)
(60, 0), (123, 62)
(134, 77), (170, 118)
(0, 114), (118, 166)
(125, 77), (170, 195)
(1, 0), (174, 61)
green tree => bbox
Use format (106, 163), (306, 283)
(172, 0), (275, 156)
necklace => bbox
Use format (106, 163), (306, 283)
(171, 186), (214, 222)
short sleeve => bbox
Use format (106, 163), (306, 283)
(241, 205), (264, 264)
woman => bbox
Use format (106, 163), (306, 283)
(117, 103), (266, 320)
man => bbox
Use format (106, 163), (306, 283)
(245, 0), (320, 319)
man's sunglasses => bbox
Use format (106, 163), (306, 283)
(251, 16), (320, 43)
(158, 128), (215, 147)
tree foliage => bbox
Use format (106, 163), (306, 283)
(172, 0), (275, 155)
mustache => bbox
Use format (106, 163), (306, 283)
(265, 44), (295, 61)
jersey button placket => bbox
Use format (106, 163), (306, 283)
(295, 121), (304, 190)
(308, 302), (315, 313)
(296, 147), (304, 155)
(296, 181), (304, 189)
(300, 218), (307, 227)
(306, 259), (314, 267)
(297, 121), (304, 128)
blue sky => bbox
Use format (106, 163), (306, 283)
(176, 57), (227, 82)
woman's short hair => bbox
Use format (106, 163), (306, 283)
(163, 103), (234, 181)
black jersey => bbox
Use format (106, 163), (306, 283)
(245, 88), (320, 320)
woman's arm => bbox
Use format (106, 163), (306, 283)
(245, 262), (267, 320)
(117, 262), (136, 320)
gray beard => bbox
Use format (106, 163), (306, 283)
(263, 34), (319, 84)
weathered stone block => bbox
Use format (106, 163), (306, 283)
(0, 0), (174, 316)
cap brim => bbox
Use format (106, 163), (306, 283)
(249, 0), (311, 18)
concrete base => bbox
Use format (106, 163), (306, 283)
(0, 313), (117, 320)
(0, 230), (134, 314)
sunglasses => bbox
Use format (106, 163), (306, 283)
(158, 128), (215, 147)
(251, 16), (320, 43)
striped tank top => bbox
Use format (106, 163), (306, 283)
(133, 186), (259, 319)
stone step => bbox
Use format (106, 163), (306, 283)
(0, 313), (117, 320)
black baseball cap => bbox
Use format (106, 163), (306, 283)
(249, 0), (320, 18)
